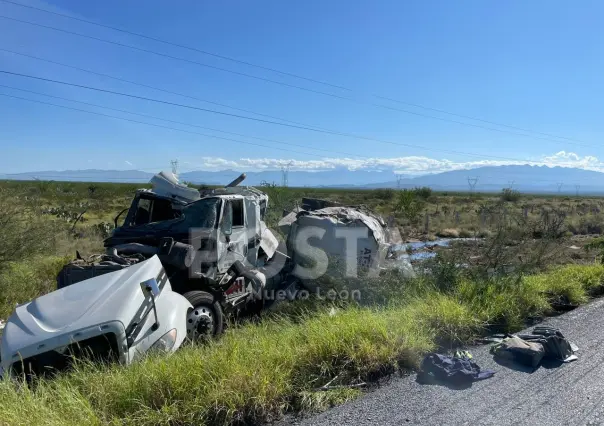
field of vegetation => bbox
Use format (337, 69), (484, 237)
(2, 179), (604, 425)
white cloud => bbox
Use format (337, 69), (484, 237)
(180, 151), (604, 175)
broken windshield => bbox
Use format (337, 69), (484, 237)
(179, 197), (220, 230)
(128, 197), (220, 232)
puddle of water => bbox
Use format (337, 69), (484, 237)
(390, 238), (480, 262)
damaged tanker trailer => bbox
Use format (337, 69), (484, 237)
(279, 198), (413, 293)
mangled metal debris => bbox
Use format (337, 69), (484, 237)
(1, 171), (286, 379)
(0, 175), (413, 379)
(280, 199), (413, 281)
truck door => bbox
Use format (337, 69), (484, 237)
(217, 198), (248, 273)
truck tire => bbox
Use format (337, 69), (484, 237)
(183, 291), (224, 339)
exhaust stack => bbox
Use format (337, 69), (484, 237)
(225, 173), (246, 188)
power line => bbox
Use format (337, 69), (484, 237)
(0, 0), (348, 92)
(373, 95), (585, 144)
(0, 92), (334, 159)
(0, 0), (591, 146)
(0, 48), (355, 134)
(0, 70), (590, 163)
(7, 50), (598, 157)
(0, 14), (597, 148)
(0, 49), (332, 129)
(0, 83), (368, 159)
(4, 85), (597, 189)
(0, 15), (354, 101)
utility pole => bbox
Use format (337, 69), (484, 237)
(281, 161), (293, 187)
(396, 174), (404, 189)
(170, 159), (179, 176)
(467, 176), (479, 194)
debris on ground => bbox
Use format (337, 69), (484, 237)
(418, 351), (495, 386)
(516, 326), (578, 362)
(490, 326), (578, 369)
(491, 336), (545, 368)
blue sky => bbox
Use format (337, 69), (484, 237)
(1, 0), (604, 175)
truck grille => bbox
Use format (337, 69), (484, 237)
(11, 333), (120, 380)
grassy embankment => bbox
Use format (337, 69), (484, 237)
(1, 180), (604, 425)
(1, 260), (604, 425)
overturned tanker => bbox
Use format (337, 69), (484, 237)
(279, 198), (413, 290)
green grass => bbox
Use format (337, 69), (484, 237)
(0, 306), (434, 426)
(5, 179), (604, 238)
(0, 256), (70, 319)
(2, 263), (604, 425)
(4, 180), (604, 424)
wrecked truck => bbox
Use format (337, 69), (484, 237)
(1, 256), (191, 379)
(1, 172), (288, 379)
(61, 171), (287, 336)
(1, 172), (410, 379)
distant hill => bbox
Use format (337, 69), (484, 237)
(178, 168), (408, 187)
(364, 165), (604, 194)
(0, 169), (154, 183)
(0, 168), (409, 187)
(3, 165), (604, 194)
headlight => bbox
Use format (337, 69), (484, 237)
(149, 328), (178, 352)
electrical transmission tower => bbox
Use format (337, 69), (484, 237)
(467, 177), (479, 194)
(508, 180), (515, 189)
(395, 174), (404, 189)
(557, 182), (564, 194)
(170, 159), (179, 176)
(281, 161), (293, 187)
(575, 184), (581, 197)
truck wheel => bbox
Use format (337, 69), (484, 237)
(183, 291), (224, 340)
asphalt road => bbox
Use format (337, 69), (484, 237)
(288, 298), (604, 426)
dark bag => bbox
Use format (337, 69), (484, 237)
(517, 327), (575, 362)
(420, 353), (495, 385)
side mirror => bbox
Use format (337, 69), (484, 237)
(114, 208), (129, 228)
(222, 202), (233, 236)
(140, 278), (161, 298)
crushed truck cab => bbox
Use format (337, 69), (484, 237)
(55, 171), (286, 343)
(108, 171), (279, 280)
(1, 256), (191, 379)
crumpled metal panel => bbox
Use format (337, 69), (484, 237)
(296, 207), (387, 245)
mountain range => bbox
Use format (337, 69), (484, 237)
(3, 165), (604, 194)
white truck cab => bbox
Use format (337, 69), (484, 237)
(1, 256), (191, 379)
